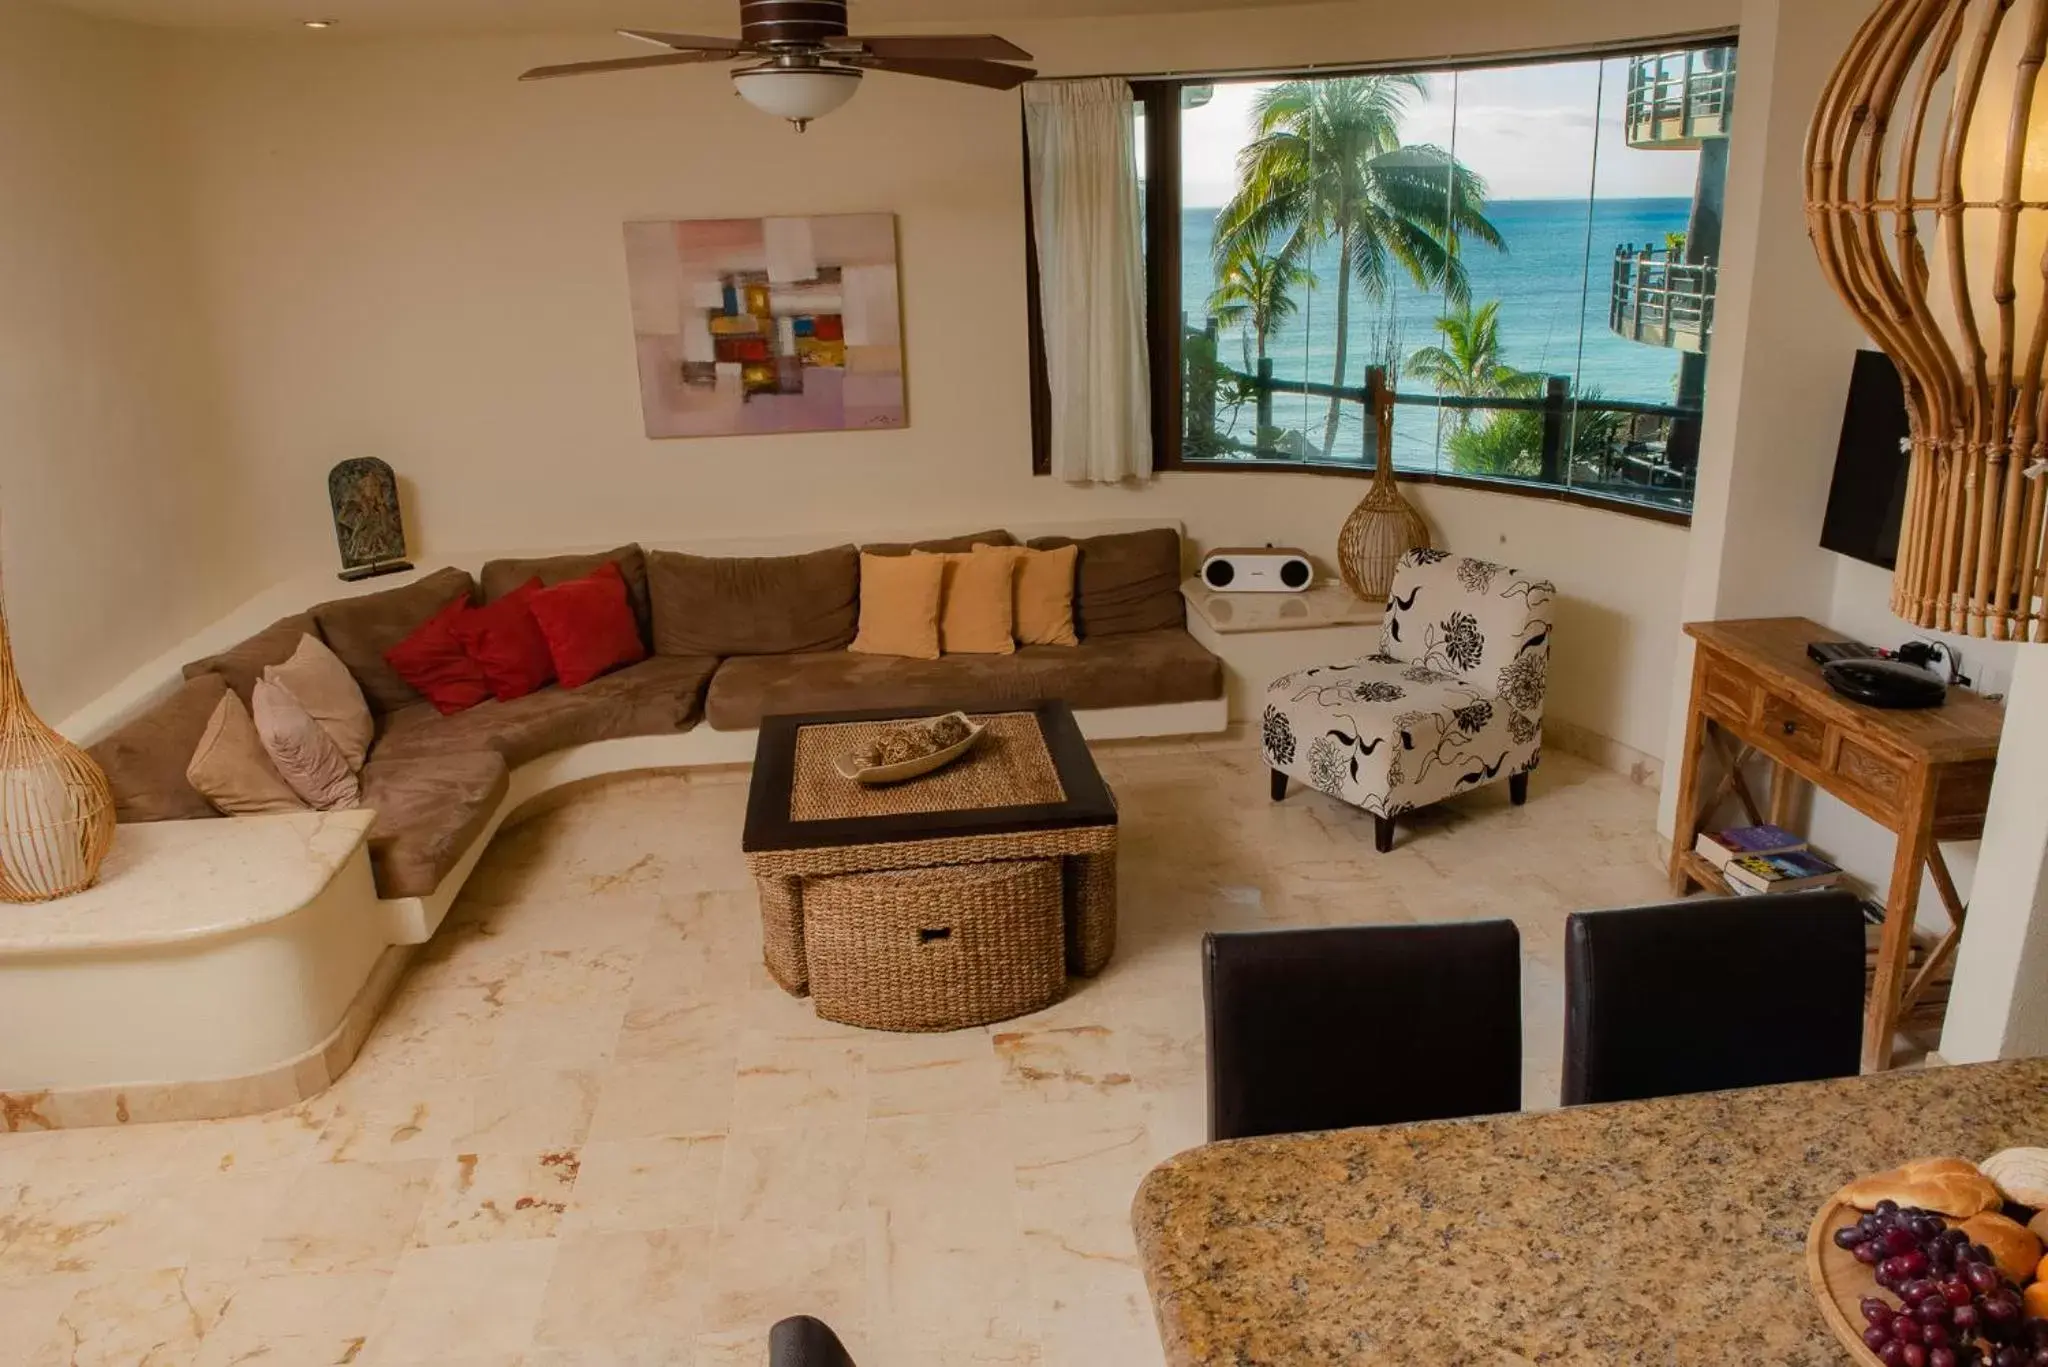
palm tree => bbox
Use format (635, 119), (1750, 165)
(1405, 298), (1541, 430)
(1208, 235), (1315, 364)
(1215, 75), (1505, 456)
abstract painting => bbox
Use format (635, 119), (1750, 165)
(623, 213), (905, 439)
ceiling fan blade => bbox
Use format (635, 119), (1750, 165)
(617, 28), (753, 52)
(520, 50), (739, 81)
(860, 56), (1036, 91)
(842, 34), (1032, 62)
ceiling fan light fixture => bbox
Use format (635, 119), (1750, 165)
(731, 63), (862, 131)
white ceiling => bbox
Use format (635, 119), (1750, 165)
(47, 0), (1300, 34)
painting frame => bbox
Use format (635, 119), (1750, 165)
(623, 212), (907, 440)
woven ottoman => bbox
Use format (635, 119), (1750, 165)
(803, 859), (1066, 1030)
(741, 700), (1119, 1030)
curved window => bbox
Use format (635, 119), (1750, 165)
(1132, 39), (1736, 522)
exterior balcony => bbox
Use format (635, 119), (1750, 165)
(1625, 49), (1737, 149)
(1610, 245), (1715, 354)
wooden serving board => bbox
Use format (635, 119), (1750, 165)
(1806, 1187), (1886, 1367)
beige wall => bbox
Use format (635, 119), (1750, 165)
(157, 0), (1736, 762)
(0, 2), (244, 720)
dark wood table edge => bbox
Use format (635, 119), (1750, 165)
(741, 698), (1118, 854)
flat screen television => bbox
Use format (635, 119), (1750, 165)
(1819, 349), (1912, 571)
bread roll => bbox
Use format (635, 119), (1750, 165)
(1960, 1211), (2045, 1284)
(1983, 1148), (2048, 1209)
(1844, 1157), (2004, 1219)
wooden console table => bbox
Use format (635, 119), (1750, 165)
(1668, 618), (2004, 1071)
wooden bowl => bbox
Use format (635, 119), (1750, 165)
(833, 713), (985, 786)
(1806, 1187), (1886, 1366)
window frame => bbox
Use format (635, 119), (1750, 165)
(1046, 31), (1741, 529)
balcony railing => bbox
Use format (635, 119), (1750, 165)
(1179, 331), (1700, 512)
(1609, 246), (1716, 353)
(1625, 49), (1736, 149)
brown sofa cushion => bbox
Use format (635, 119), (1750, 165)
(182, 614), (319, 706)
(703, 627), (1222, 730)
(359, 751), (509, 899)
(371, 654), (719, 769)
(480, 545), (651, 641)
(311, 567), (477, 715)
(88, 673), (229, 823)
(1027, 528), (1184, 637)
(860, 529), (1015, 557)
(648, 545), (859, 657)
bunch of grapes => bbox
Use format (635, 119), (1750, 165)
(1833, 1201), (2048, 1367)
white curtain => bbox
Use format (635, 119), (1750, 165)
(1023, 78), (1153, 485)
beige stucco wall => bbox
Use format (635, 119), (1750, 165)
(149, 0), (1740, 763)
(0, 2), (246, 719)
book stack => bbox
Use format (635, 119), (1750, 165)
(1693, 824), (1845, 895)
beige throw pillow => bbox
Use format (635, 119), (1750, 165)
(997, 543), (1080, 647)
(263, 634), (373, 771)
(251, 679), (361, 810)
(850, 551), (945, 660)
(186, 692), (308, 816)
(916, 547), (1021, 655)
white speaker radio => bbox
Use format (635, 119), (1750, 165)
(1199, 547), (1314, 593)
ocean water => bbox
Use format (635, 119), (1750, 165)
(1181, 196), (1695, 468)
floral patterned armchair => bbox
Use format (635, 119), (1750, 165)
(1261, 549), (1555, 851)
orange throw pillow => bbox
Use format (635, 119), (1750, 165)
(850, 551), (945, 660)
(917, 547), (1022, 655)
(994, 542), (1080, 647)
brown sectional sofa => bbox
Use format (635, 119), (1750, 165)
(89, 528), (1222, 903)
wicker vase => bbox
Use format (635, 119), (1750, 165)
(1337, 369), (1432, 600)
(0, 587), (114, 902)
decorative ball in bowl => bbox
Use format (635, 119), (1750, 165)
(835, 712), (985, 786)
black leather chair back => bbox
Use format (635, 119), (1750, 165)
(1203, 920), (1522, 1142)
(1561, 891), (1865, 1107)
(769, 1316), (857, 1367)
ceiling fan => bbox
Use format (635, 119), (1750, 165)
(521, 0), (1037, 131)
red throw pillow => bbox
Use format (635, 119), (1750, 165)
(383, 594), (493, 715)
(448, 577), (557, 701)
(528, 561), (648, 690)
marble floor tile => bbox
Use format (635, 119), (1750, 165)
(26, 1264), (239, 1367)
(533, 1227), (711, 1366)
(411, 1150), (581, 1246)
(363, 1238), (557, 1365)
(250, 1158), (437, 1272)
(564, 1135), (724, 1235)
(586, 1060), (734, 1144)
(715, 1124), (865, 1230)
(192, 1264), (393, 1367)
(7, 740), (1682, 1367)
(863, 1030), (1004, 1120)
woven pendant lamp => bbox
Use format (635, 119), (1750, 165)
(1337, 366), (1432, 600)
(1807, 0), (2048, 639)
(0, 561), (114, 902)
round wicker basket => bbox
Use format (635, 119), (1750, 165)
(0, 587), (114, 902)
(1337, 369), (1432, 601)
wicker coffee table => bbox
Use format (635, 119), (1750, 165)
(741, 700), (1118, 1032)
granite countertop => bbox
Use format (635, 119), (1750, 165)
(1133, 1058), (2048, 1366)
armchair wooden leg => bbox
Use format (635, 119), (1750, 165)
(1509, 771), (1529, 806)
(1270, 769), (1288, 802)
(1374, 815), (1395, 853)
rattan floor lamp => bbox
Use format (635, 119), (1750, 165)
(1807, 0), (2048, 639)
(0, 563), (113, 901)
